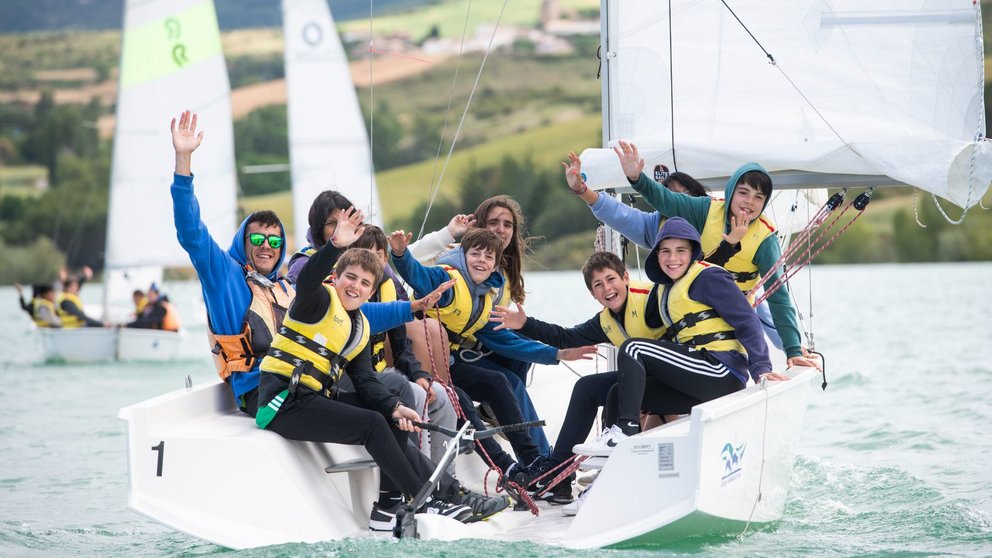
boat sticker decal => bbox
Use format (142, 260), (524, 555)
(657, 443), (677, 477)
(720, 441), (746, 485)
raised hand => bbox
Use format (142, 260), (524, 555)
(171, 110), (204, 175)
(491, 303), (527, 331)
(612, 140), (645, 181)
(14, 283), (23, 295)
(330, 206), (366, 248)
(723, 211), (749, 244)
(562, 151), (585, 192)
(557, 345), (599, 361)
(82, 265), (94, 281)
(171, 110), (203, 156)
(447, 214), (476, 239)
(411, 279), (455, 312)
(388, 230), (413, 256)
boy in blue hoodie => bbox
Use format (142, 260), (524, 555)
(574, 217), (790, 455)
(171, 111), (416, 416)
(389, 228), (597, 475)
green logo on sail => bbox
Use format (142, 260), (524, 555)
(120, 2), (222, 87)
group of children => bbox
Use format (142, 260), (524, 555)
(170, 111), (819, 530)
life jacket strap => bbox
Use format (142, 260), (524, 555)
(444, 327), (483, 351)
(683, 330), (738, 347)
(729, 269), (760, 283)
(668, 309), (721, 337)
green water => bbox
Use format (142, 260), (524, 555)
(1, 264), (990, 557)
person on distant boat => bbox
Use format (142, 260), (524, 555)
(132, 289), (148, 316)
(170, 110), (295, 417)
(256, 238), (507, 530)
(126, 284), (181, 332)
(57, 267), (104, 328)
(490, 251), (672, 503)
(573, 217), (789, 456)
(15, 283), (34, 318)
(29, 284), (62, 328)
(571, 143), (820, 370)
(389, 227), (598, 481)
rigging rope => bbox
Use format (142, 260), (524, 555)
(667, 0), (678, 172)
(718, 0), (861, 160)
(417, 0), (511, 239)
(417, 0), (475, 240)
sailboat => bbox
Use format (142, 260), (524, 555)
(118, 0), (990, 548)
(283, 0), (384, 241)
(38, 0), (238, 363)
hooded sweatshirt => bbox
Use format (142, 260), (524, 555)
(643, 217), (772, 383)
(609, 163), (801, 359)
(391, 246), (559, 365)
(172, 173), (290, 400)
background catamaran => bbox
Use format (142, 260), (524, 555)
(39, 0), (238, 362)
(119, 0), (991, 549)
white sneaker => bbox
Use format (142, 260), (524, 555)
(562, 485), (592, 517)
(572, 425), (627, 456)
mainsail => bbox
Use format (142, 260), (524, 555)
(583, 0), (992, 210)
(104, 0), (237, 317)
(283, 0), (383, 248)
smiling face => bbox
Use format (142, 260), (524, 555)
(484, 206), (515, 250)
(588, 268), (629, 312)
(244, 222), (282, 276)
(465, 246), (497, 284)
(656, 238), (694, 281)
(730, 182), (767, 223)
(333, 264), (376, 311)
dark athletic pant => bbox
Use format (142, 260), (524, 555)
(475, 354), (550, 455)
(451, 385), (516, 472)
(615, 338), (744, 432)
(449, 358), (541, 466)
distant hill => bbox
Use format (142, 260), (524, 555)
(0, 0), (428, 33)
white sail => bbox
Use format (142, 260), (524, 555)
(283, 0), (383, 249)
(105, 0), (237, 314)
(583, 0), (992, 209)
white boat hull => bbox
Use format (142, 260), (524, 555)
(39, 328), (184, 363)
(118, 364), (819, 549)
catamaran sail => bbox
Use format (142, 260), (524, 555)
(283, 0), (383, 247)
(105, 0), (238, 317)
(583, 0), (992, 210)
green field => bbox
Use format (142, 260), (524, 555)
(340, 0), (599, 40)
(0, 165), (47, 195)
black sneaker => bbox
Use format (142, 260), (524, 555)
(369, 501), (400, 532)
(420, 498), (474, 523)
(450, 488), (510, 522)
(536, 478), (574, 505)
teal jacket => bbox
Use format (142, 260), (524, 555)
(628, 163), (802, 358)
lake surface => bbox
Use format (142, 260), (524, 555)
(1, 263), (990, 557)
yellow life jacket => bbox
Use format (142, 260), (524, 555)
(56, 292), (86, 328)
(135, 296), (148, 315)
(493, 276), (512, 309)
(369, 277), (398, 372)
(32, 297), (58, 328)
(207, 271), (295, 381)
(660, 261), (747, 354)
(434, 265), (492, 351)
(699, 200), (776, 292)
(598, 280), (668, 347)
(260, 284), (370, 395)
